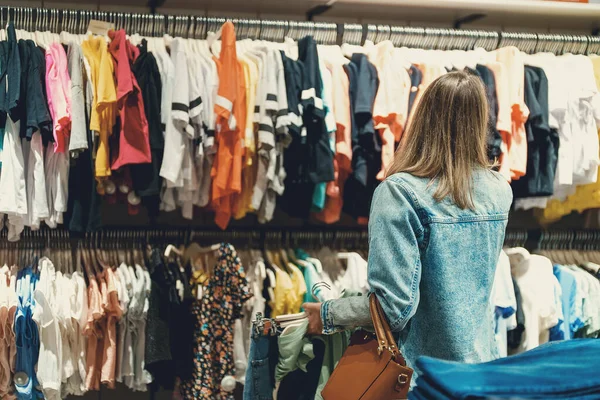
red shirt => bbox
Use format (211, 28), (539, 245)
(107, 29), (151, 170)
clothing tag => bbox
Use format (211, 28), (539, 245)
(87, 20), (115, 36)
(197, 285), (203, 300)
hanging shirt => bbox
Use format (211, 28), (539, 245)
(507, 249), (561, 354)
(180, 243), (251, 400)
(491, 251), (517, 359)
(0, 117), (27, 241)
(45, 43), (72, 229)
(84, 275), (103, 391)
(16, 39), (52, 142)
(0, 24), (26, 241)
(81, 35), (117, 181)
(476, 64), (503, 162)
(67, 42), (88, 153)
(130, 40), (163, 214)
(107, 29), (151, 170)
(14, 267), (42, 399)
(45, 42), (72, 154)
(512, 66), (559, 199)
(0, 265), (18, 400)
(65, 41), (103, 234)
(342, 53), (381, 222)
(211, 21), (245, 229)
(33, 258), (63, 400)
(552, 265), (584, 341)
(494, 46), (530, 181)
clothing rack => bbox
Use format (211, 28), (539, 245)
(0, 226), (369, 249)
(5, 227), (600, 251)
(2, 6), (600, 54)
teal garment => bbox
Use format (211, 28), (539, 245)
(311, 183), (327, 212)
(311, 68), (336, 213)
(275, 319), (314, 382)
(296, 259), (321, 304)
(0, 127), (5, 168)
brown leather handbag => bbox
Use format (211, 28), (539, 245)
(321, 295), (413, 400)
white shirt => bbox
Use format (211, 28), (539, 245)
(491, 251), (517, 358)
(33, 258), (63, 400)
(507, 249), (561, 354)
(22, 132), (49, 229)
(0, 117), (27, 241)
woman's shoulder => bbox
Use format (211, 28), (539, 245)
(385, 169), (512, 215)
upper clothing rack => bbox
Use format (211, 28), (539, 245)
(3, 6), (600, 54)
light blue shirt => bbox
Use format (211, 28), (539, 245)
(552, 265), (584, 340)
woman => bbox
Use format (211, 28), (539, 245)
(304, 71), (513, 377)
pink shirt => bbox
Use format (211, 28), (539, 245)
(45, 43), (72, 153)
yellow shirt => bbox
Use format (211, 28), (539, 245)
(81, 36), (117, 180)
(288, 263), (307, 313)
(539, 55), (600, 223)
(270, 267), (294, 318)
(234, 57), (260, 220)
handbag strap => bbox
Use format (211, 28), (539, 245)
(369, 294), (408, 366)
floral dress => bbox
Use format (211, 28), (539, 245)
(181, 243), (252, 399)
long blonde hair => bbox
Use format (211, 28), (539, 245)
(387, 71), (491, 209)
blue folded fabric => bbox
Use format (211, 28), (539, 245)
(413, 340), (600, 399)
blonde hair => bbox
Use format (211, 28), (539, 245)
(387, 71), (491, 209)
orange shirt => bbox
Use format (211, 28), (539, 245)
(84, 276), (103, 391)
(211, 21), (245, 229)
(100, 268), (122, 388)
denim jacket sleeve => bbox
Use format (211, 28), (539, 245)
(322, 178), (426, 334)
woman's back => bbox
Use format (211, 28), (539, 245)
(371, 169), (512, 370)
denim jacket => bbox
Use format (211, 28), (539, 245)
(322, 169), (512, 380)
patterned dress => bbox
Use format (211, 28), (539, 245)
(181, 243), (251, 399)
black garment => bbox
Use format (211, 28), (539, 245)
(65, 43), (102, 233)
(298, 36), (334, 185)
(130, 40), (163, 216)
(407, 64), (422, 120)
(281, 50), (303, 138)
(15, 40), (52, 141)
(0, 23), (21, 123)
(146, 249), (176, 391)
(512, 66), (559, 198)
(507, 277), (525, 350)
(476, 64), (503, 161)
(278, 48), (318, 219)
(277, 339), (326, 400)
(146, 249), (194, 390)
(342, 54), (381, 221)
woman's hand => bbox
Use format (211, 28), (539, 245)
(303, 302), (324, 335)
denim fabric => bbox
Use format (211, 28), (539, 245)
(243, 331), (278, 400)
(323, 170), (512, 382)
(411, 339), (600, 399)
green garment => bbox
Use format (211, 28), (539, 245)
(275, 319), (314, 382)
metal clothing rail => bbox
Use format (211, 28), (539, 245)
(5, 226), (600, 250)
(504, 229), (600, 251)
(0, 226), (370, 249)
(2, 6), (600, 54)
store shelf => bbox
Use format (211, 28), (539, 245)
(31, 0), (600, 32)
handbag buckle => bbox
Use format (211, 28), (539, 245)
(397, 374), (409, 385)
